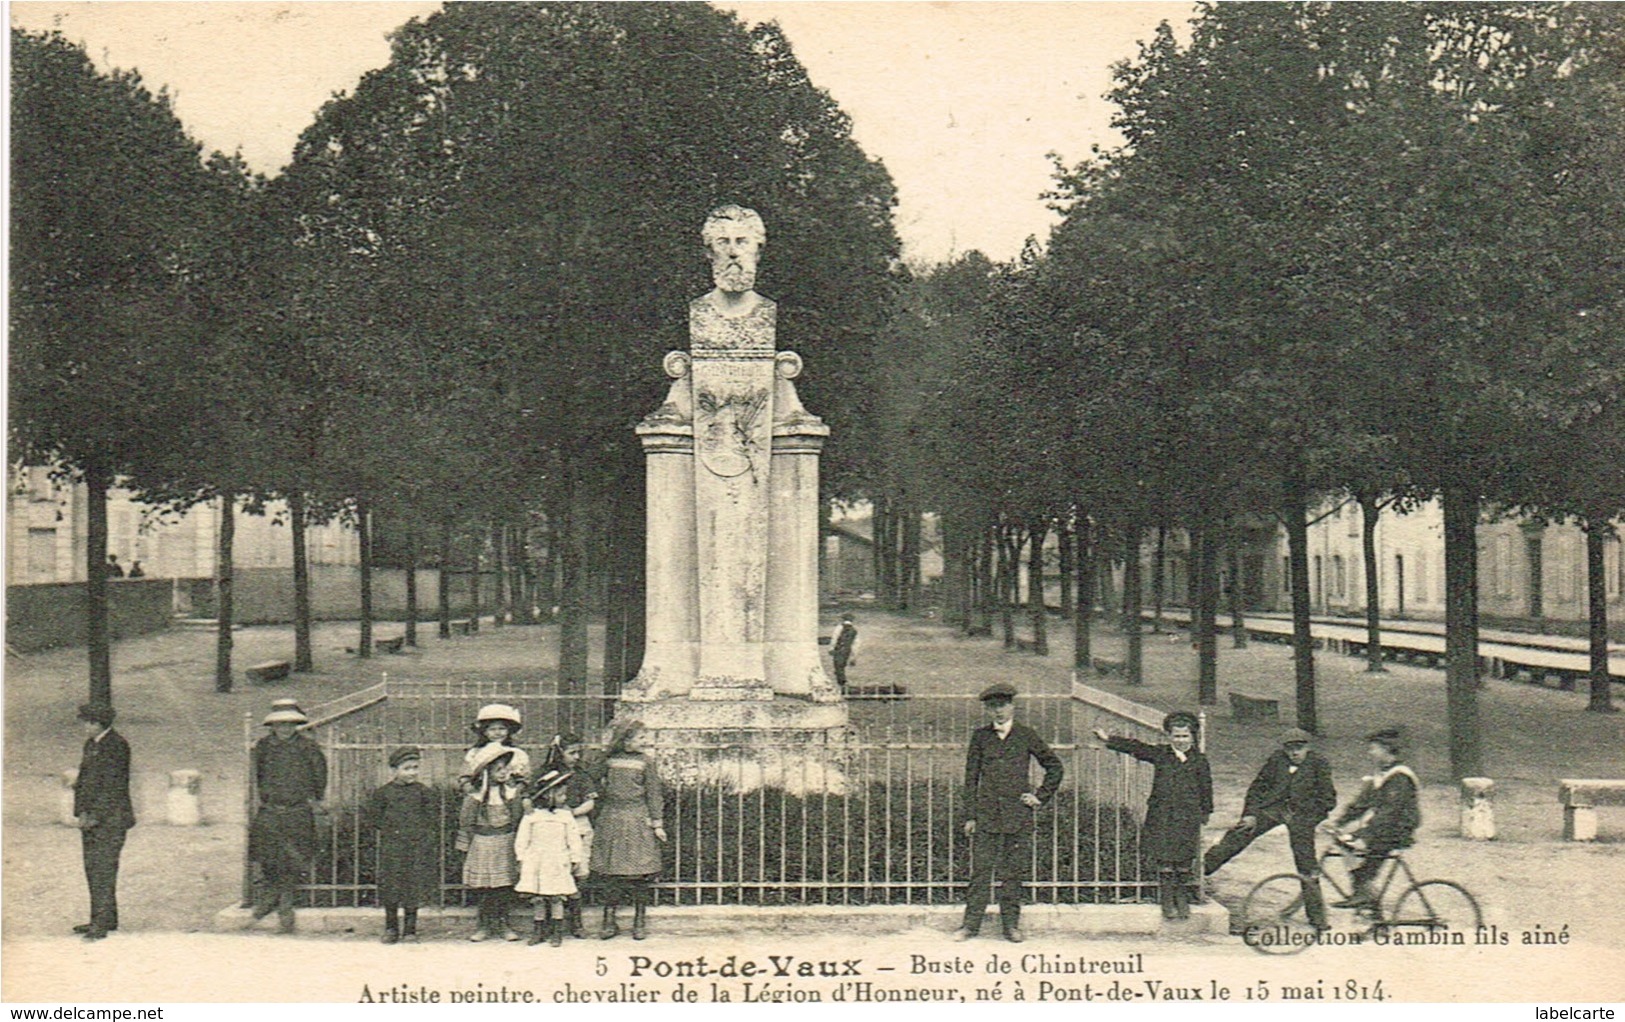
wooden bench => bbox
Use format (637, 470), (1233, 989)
(1092, 657), (1126, 677)
(1229, 691), (1280, 722)
(375, 636), (406, 655)
(245, 661), (291, 685)
(450, 620), (474, 636)
(1559, 779), (1625, 840)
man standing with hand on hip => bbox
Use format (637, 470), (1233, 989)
(956, 683), (1063, 943)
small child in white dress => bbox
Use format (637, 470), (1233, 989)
(514, 769), (586, 947)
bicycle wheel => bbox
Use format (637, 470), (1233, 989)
(1391, 880), (1482, 936)
(1239, 873), (1317, 955)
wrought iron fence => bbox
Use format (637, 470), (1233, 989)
(246, 677), (1206, 910)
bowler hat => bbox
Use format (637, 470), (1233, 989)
(77, 702), (115, 727)
(978, 682), (1017, 703)
(388, 745), (421, 768)
(1281, 727), (1314, 746)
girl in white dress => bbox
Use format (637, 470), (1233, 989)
(514, 770), (586, 947)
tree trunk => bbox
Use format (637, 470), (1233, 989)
(403, 522), (419, 647)
(975, 525), (995, 637)
(1123, 519), (1144, 685)
(902, 503), (923, 611)
(1151, 523), (1167, 632)
(1357, 492), (1386, 672)
(215, 490), (235, 692)
(357, 501), (373, 659)
(557, 479), (592, 697)
(1058, 522), (1075, 618)
(602, 458), (645, 698)
(1283, 472), (1318, 733)
(998, 526), (1020, 648)
(1194, 524), (1218, 705)
(1074, 515), (1096, 670)
(515, 518), (538, 625)
(1227, 530), (1248, 649)
(818, 496), (832, 607)
(438, 516), (453, 639)
(493, 522), (508, 627)
(1441, 483), (1483, 779)
(940, 514), (963, 628)
(1028, 519), (1049, 656)
(290, 491), (314, 672)
(1584, 522), (1615, 713)
(83, 462), (114, 705)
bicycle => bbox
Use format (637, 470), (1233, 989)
(1239, 832), (1482, 955)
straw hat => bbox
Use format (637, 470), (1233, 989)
(473, 703), (523, 734)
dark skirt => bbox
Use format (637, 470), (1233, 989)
(249, 804), (316, 880)
(590, 798), (661, 877)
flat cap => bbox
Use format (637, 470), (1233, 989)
(388, 745), (421, 768)
(1281, 727), (1314, 746)
(978, 682), (1017, 703)
(1364, 727), (1404, 751)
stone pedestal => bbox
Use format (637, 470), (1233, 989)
(168, 769), (203, 826)
(618, 274), (847, 785)
(1459, 777), (1495, 840)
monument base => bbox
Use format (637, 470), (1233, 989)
(610, 695), (852, 795)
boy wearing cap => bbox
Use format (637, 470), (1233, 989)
(364, 746), (439, 944)
(1094, 712), (1213, 921)
(73, 702), (134, 941)
(1327, 728), (1420, 909)
(956, 683), (1064, 943)
(247, 703), (328, 933)
(1203, 728), (1336, 929)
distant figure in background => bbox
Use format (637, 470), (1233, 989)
(829, 612), (860, 691)
(126, 560), (145, 579)
(73, 701), (134, 941)
(105, 554), (124, 578)
(1095, 712), (1212, 922)
(247, 703), (327, 933)
(364, 746), (438, 944)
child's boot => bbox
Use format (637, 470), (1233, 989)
(567, 897), (586, 939)
(600, 906), (621, 940)
(1158, 870), (1179, 921)
(276, 891), (297, 934)
(632, 899), (648, 941)
(549, 913), (564, 948)
(382, 906), (401, 944)
(1172, 871), (1192, 921)
(402, 908), (420, 943)
(527, 916), (547, 946)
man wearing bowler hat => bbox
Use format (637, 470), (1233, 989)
(1204, 727), (1337, 928)
(956, 683), (1063, 943)
(74, 702), (134, 940)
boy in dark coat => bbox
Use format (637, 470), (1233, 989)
(956, 683), (1064, 943)
(247, 704), (328, 933)
(365, 746), (440, 943)
(1204, 727), (1336, 927)
(73, 702), (134, 941)
(1328, 727), (1420, 909)
(1095, 712), (1213, 921)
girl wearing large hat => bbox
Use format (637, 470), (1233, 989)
(246, 703), (327, 933)
(589, 722), (666, 940)
(1093, 711), (1213, 922)
(456, 740), (527, 941)
(458, 704), (531, 796)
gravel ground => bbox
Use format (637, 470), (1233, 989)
(4, 611), (1621, 1004)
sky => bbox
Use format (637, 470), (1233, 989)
(9, 1), (1196, 263)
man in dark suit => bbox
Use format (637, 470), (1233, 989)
(1204, 727), (1336, 928)
(956, 683), (1063, 943)
(74, 701), (134, 941)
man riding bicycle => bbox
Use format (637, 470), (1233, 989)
(1324, 727), (1420, 910)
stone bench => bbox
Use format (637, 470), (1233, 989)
(1228, 691), (1280, 722)
(1092, 657), (1126, 677)
(1559, 779), (1625, 841)
(245, 661), (291, 685)
(450, 620), (474, 637)
(375, 636), (406, 655)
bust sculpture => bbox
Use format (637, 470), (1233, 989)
(691, 204), (775, 353)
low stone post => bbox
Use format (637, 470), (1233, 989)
(1460, 777), (1495, 840)
(59, 769), (80, 826)
(168, 769), (203, 826)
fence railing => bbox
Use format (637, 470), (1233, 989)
(244, 680), (1204, 910)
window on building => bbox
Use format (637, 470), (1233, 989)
(1333, 555), (1346, 599)
(1415, 550), (1429, 604)
(1495, 534), (1513, 597)
(1561, 532), (1581, 603)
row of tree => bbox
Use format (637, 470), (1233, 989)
(10, 4), (901, 703)
(878, 2), (1624, 779)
